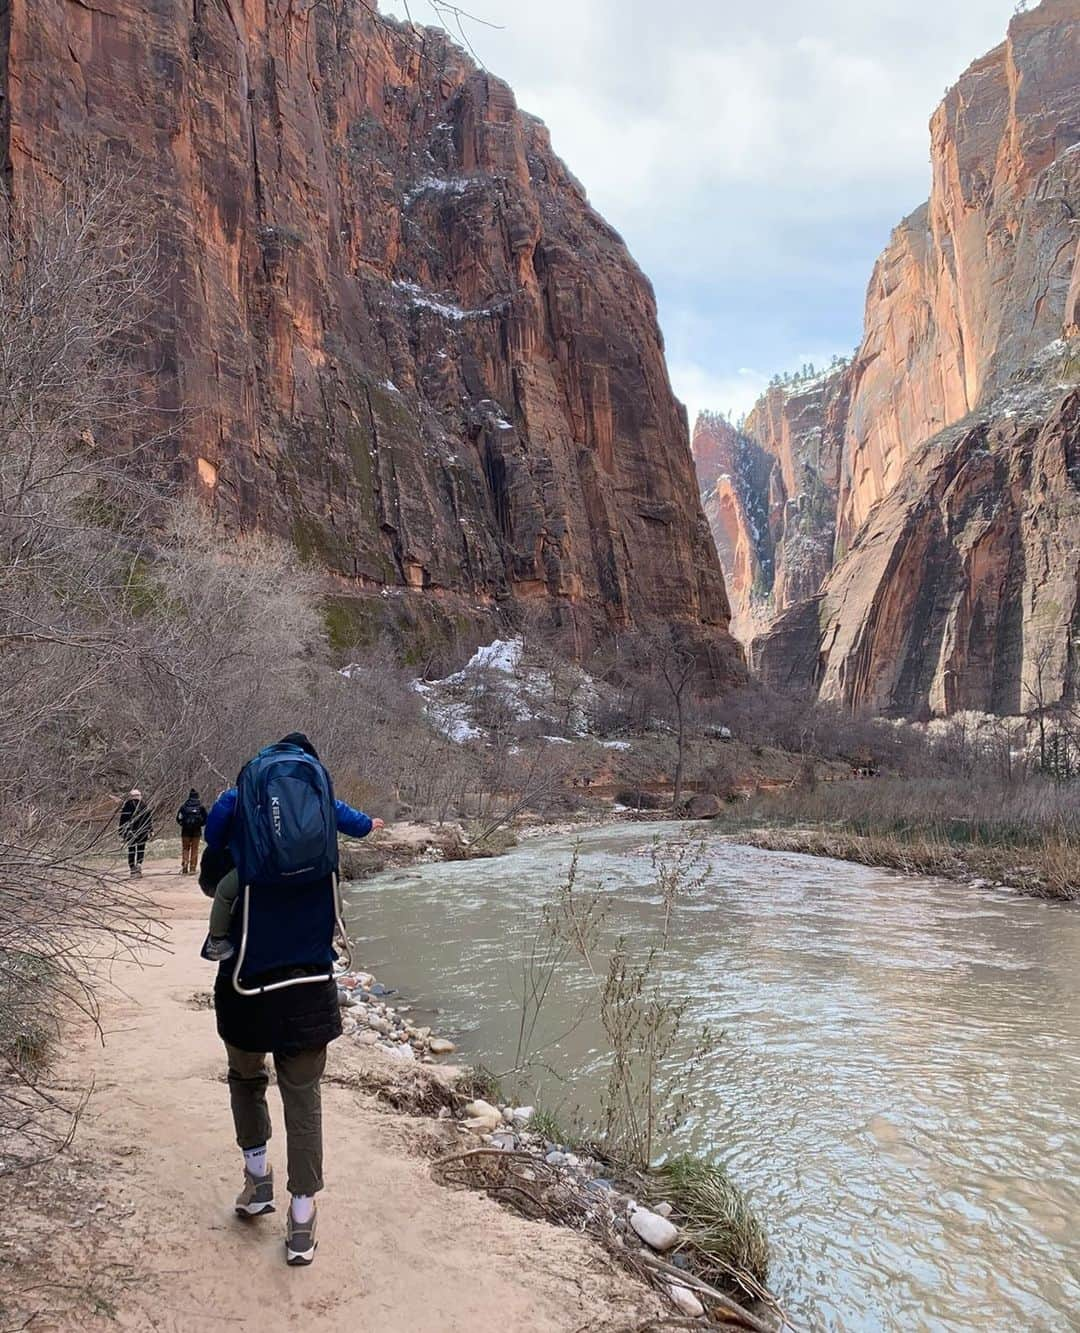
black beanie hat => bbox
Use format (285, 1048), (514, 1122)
(279, 732), (320, 760)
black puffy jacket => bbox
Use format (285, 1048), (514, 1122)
(214, 968), (342, 1055)
(119, 798), (153, 844)
(201, 846), (341, 1054)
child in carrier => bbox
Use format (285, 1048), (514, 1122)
(199, 732), (382, 964)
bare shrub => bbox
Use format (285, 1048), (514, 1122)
(742, 776), (1080, 899)
(0, 169), (176, 1165)
(512, 840), (719, 1169)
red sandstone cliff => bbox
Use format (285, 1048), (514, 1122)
(0, 1), (741, 674)
(839, 0), (1080, 550)
(691, 413), (773, 643)
(692, 367), (850, 641)
(700, 0), (1080, 714)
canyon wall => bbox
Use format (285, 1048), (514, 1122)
(0, 0), (741, 675)
(692, 366), (851, 641)
(697, 0), (1080, 714)
(839, 0), (1080, 551)
(691, 413), (773, 644)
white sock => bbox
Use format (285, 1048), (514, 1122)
(290, 1194), (315, 1223)
(243, 1145), (268, 1178)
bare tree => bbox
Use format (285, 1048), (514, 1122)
(0, 167), (168, 1167)
(621, 626), (700, 809)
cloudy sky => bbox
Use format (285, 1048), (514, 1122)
(382, 0), (1019, 423)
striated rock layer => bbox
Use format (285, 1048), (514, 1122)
(698, 0), (1080, 714)
(0, 1), (741, 675)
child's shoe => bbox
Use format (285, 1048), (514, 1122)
(201, 934), (235, 962)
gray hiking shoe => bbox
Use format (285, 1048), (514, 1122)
(285, 1203), (318, 1266)
(202, 934), (235, 962)
(235, 1167), (275, 1218)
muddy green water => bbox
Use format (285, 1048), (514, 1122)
(343, 822), (1080, 1331)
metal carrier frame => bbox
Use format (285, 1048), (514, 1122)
(231, 872), (351, 996)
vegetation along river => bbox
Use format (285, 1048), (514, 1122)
(344, 822), (1080, 1331)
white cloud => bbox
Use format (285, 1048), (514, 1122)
(669, 362), (769, 428)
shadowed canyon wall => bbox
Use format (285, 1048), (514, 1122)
(696, 0), (1080, 715)
(0, 0), (741, 675)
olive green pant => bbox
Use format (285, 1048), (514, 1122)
(224, 1043), (327, 1196)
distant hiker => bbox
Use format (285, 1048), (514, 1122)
(118, 789), (153, 877)
(175, 788), (208, 875)
(201, 732), (383, 1266)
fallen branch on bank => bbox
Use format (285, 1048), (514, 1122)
(431, 1147), (778, 1331)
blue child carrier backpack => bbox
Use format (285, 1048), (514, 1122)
(228, 741), (349, 996)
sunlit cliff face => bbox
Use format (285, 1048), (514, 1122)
(698, 0), (1080, 716)
(0, 2), (742, 676)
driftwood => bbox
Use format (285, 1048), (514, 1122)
(636, 1253), (777, 1332)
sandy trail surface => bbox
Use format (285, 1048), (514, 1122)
(1, 861), (651, 1332)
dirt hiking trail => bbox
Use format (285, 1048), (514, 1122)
(1, 860), (654, 1332)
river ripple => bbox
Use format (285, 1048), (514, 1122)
(344, 821), (1080, 1331)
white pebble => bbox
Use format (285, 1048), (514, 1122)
(664, 1281), (704, 1317)
(629, 1206), (679, 1252)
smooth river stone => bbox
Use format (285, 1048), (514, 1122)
(629, 1206), (679, 1252)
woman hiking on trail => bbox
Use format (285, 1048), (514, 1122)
(200, 732), (383, 1266)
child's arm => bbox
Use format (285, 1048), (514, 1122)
(204, 788), (237, 851)
(208, 868), (240, 938)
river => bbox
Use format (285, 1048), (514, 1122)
(343, 821), (1080, 1331)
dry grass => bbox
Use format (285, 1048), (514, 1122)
(736, 778), (1080, 900)
(649, 1156), (769, 1301)
(431, 1147), (776, 1332)
(324, 1058), (459, 1118)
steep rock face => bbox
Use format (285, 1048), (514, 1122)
(743, 368), (851, 612)
(0, 1), (740, 673)
(807, 351), (1080, 715)
(693, 367), (850, 644)
(691, 413), (772, 643)
(838, 0), (1080, 548)
(717, 0), (1080, 713)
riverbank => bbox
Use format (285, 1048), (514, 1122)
(722, 777), (1080, 901)
(0, 860), (663, 1332)
(732, 824), (1078, 899)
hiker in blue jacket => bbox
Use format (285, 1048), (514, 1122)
(202, 732), (382, 1266)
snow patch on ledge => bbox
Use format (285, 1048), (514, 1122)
(403, 175), (472, 206)
(393, 280), (508, 323)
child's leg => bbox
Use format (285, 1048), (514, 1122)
(209, 869), (240, 938)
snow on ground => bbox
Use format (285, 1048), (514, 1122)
(411, 679), (484, 744)
(409, 637), (598, 745)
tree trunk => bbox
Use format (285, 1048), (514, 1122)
(673, 698), (685, 810)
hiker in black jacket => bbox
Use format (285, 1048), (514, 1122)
(176, 789), (208, 875)
(118, 789), (153, 877)
(203, 733), (383, 1267)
